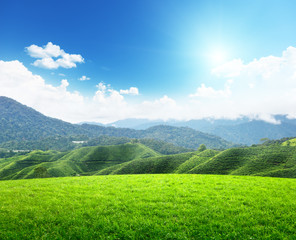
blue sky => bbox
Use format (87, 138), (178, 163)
(1, 0), (296, 123)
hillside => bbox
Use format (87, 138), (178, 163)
(140, 125), (235, 149)
(282, 138), (296, 146)
(0, 143), (160, 180)
(78, 124), (235, 149)
(98, 145), (296, 178)
(0, 96), (86, 142)
(2, 142), (296, 180)
(0, 96), (235, 149)
(0, 135), (192, 155)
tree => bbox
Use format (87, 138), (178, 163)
(198, 144), (206, 152)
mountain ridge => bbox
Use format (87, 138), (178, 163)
(105, 116), (296, 145)
(0, 96), (235, 149)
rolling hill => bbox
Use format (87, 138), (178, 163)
(97, 145), (296, 178)
(0, 143), (160, 180)
(2, 142), (296, 180)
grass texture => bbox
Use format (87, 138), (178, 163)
(1, 174), (296, 239)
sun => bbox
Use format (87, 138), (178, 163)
(209, 49), (227, 65)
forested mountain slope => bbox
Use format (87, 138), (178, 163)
(0, 96), (235, 149)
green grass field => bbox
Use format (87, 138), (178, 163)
(1, 174), (296, 239)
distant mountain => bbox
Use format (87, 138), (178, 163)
(0, 96), (234, 149)
(106, 118), (250, 130)
(107, 118), (175, 129)
(107, 116), (296, 145)
(0, 96), (87, 143)
(0, 135), (192, 155)
(208, 120), (296, 145)
(138, 125), (235, 149)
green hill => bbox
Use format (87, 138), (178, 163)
(282, 138), (296, 146)
(97, 152), (196, 175)
(0, 143), (160, 180)
(2, 142), (296, 180)
(188, 146), (296, 177)
(98, 145), (296, 178)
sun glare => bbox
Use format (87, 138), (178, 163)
(209, 49), (227, 65)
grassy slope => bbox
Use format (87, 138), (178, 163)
(98, 145), (296, 178)
(0, 143), (160, 180)
(282, 138), (296, 146)
(97, 152), (196, 175)
(0, 174), (296, 239)
(0, 150), (66, 180)
(97, 149), (218, 175)
(2, 144), (296, 179)
(189, 146), (296, 178)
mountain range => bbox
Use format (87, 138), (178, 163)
(0, 96), (235, 150)
(2, 96), (296, 148)
(105, 116), (296, 145)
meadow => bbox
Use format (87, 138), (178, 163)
(1, 174), (296, 239)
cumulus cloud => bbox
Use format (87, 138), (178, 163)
(120, 87), (139, 95)
(0, 61), (134, 123)
(26, 42), (84, 69)
(79, 75), (90, 81)
(3, 45), (296, 124)
(188, 45), (296, 123)
(26, 42), (62, 58)
(189, 80), (232, 98)
(0, 60), (85, 122)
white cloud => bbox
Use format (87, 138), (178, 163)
(0, 60), (85, 122)
(188, 45), (296, 123)
(55, 53), (84, 69)
(120, 87), (139, 95)
(3, 45), (296, 124)
(32, 57), (59, 69)
(137, 95), (181, 121)
(26, 42), (84, 69)
(26, 42), (63, 58)
(0, 60), (134, 123)
(189, 81), (231, 98)
(79, 75), (90, 81)
(0, 61), (178, 123)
